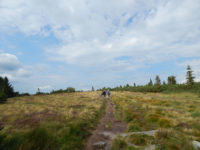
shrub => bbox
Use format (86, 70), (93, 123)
(66, 87), (75, 93)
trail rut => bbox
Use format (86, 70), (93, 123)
(84, 98), (127, 150)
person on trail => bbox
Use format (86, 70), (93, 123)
(101, 91), (106, 97)
(106, 90), (110, 97)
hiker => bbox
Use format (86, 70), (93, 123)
(101, 91), (106, 97)
(106, 90), (110, 97)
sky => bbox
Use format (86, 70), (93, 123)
(0, 0), (200, 93)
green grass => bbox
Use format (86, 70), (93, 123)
(191, 111), (200, 118)
(111, 92), (200, 149)
(0, 92), (106, 150)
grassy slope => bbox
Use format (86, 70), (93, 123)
(111, 92), (200, 150)
(0, 92), (106, 150)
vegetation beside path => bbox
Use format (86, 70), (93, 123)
(111, 91), (200, 150)
(0, 92), (106, 150)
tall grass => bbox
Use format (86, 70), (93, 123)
(0, 92), (106, 150)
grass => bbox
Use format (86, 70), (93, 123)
(1, 91), (199, 149)
(0, 92), (106, 150)
(111, 91), (200, 150)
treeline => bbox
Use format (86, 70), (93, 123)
(100, 65), (200, 93)
(0, 77), (19, 102)
(0, 75), (76, 102)
(50, 87), (75, 94)
(35, 87), (76, 95)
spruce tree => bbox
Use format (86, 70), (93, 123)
(133, 83), (136, 87)
(155, 75), (161, 85)
(163, 81), (166, 85)
(0, 76), (15, 102)
(186, 65), (195, 86)
(4, 77), (14, 98)
(167, 76), (176, 85)
(148, 78), (153, 86)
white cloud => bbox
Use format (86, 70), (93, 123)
(0, 52), (32, 80)
(0, 53), (21, 71)
(1, 0), (200, 71)
(38, 85), (52, 90)
(0, 0), (200, 92)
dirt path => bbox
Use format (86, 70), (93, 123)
(84, 98), (127, 150)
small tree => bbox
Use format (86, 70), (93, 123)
(92, 86), (94, 91)
(133, 83), (136, 87)
(167, 76), (176, 85)
(163, 81), (166, 85)
(186, 65), (195, 86)
(155, 75), (161, 85)
(0, 76), (15, 102)
(148, 78), (153, 86)
(66, 87), (75, 93)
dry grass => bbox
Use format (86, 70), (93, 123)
(111, 91), (200, 149)
(0, 92), (103, 130)
(0, 91), (106, 150)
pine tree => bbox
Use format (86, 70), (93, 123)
(0, 77), (6, 101)
(4, 77), (15, 98)
(155, 75), (161, 85)
(167, 76), (176, 85)
(133, 83), (136, 87)
(148, 78), (153, 86)
(0, 76), (15, 102)
(92, 86), (94, 91)
(186, 65), (195, 86)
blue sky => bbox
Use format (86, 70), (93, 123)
(0, 0), (200, 93)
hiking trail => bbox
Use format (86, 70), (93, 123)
(84, 98), (127, 150)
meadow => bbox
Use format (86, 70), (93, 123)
(0, 92), (106, 150)
(0, 91), (199, 150)
(111, 92), (200, 150)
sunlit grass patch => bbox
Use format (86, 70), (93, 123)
(111, 136), (128, 150)
(0, 91), (106, 149)
(126, 134), (155, 146)
(111, 91), (200, 149)
(191, 111), (200, 118)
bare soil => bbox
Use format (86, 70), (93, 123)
(84, 98), (127, 150)
(13, 109), (61, 128)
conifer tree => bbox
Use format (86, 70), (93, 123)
(148, 78), (153, 86)
(0, 76), (15, 102)
(133, 83), (136, 87)
(155, 75), (161, 85)
(167, 76), (176, 85)
(186, 65), (195, 86)
(92, 86), (94, 91)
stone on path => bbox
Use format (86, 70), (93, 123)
(98, 132), (115, 139)
(193, 140), (200, 150)
(144, 145), (156, 150)
(119, 130), (158, 137)
(93, 141), (107, 149)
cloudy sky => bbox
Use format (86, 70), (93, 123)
(0, 0), (200, 93)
